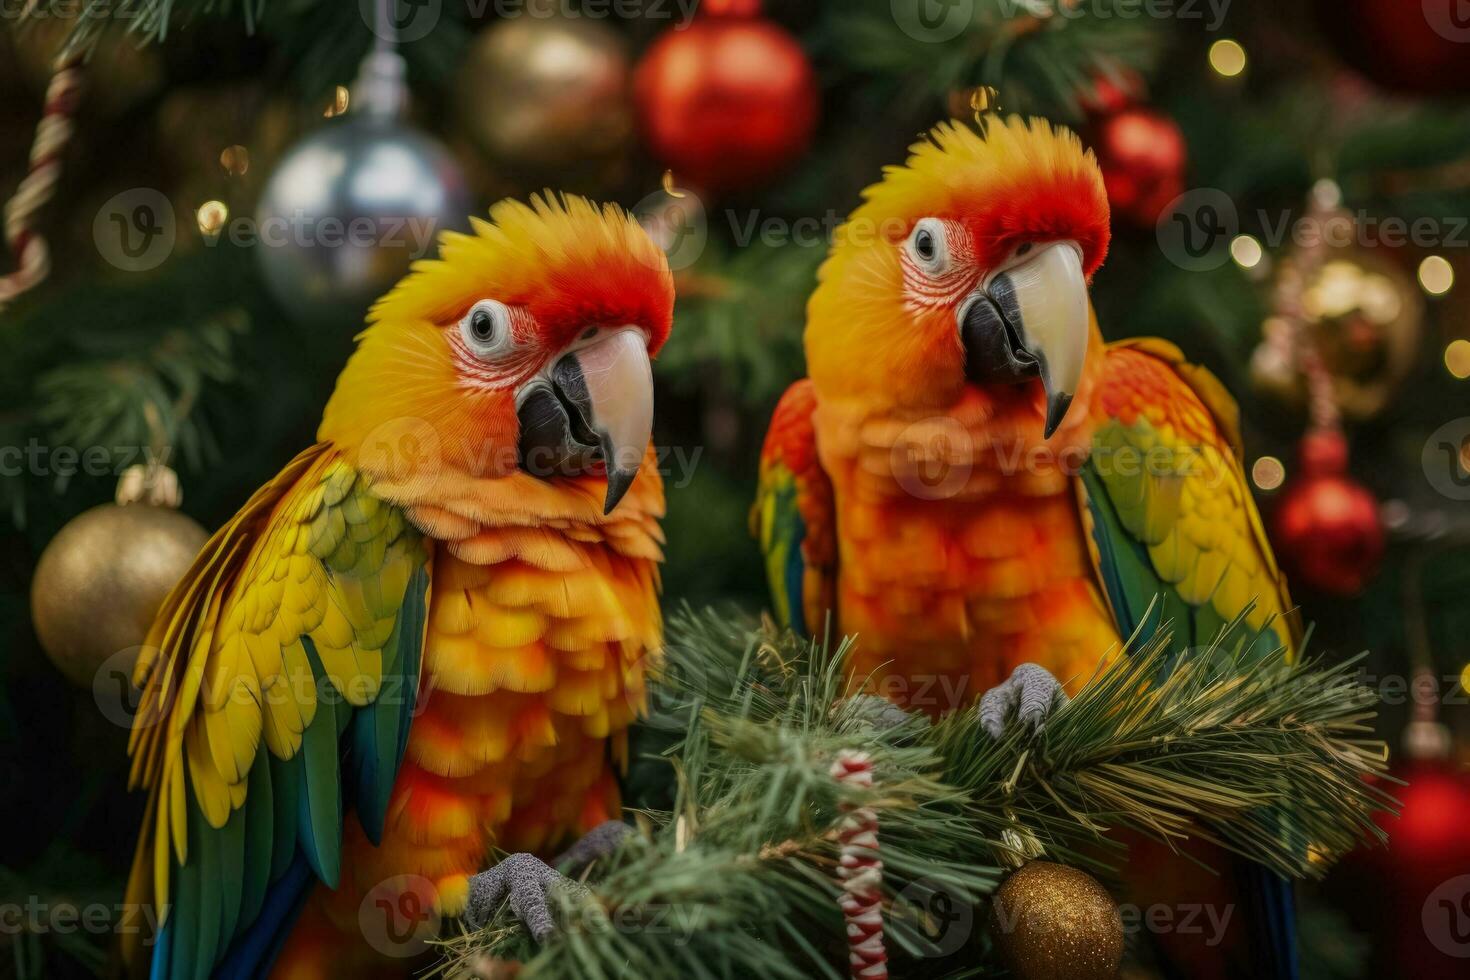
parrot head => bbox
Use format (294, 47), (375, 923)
(320, 193), (674, 515)
(807, 115), (1110, 438)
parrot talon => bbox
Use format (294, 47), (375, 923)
(465, 852), (591, 943)
(838, 694), (928, 734)
(553, 820), (632, 875)
(978, 663), (1069, 739)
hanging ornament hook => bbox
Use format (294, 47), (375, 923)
(970, 86), (1003, 136)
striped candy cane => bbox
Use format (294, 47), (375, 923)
(831, 750), (887, 980)
(0, 48), (85, 315)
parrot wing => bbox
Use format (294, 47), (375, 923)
(121, 443), (430, 980)
(1077, 338), (1303, 980)
(1076, 337), (1301, 662)
(752, 380), (836, 636)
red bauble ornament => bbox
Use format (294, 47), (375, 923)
(1088, 108), (1186, 227)
(633, 1), (818, 194)
(1332, 759), (1470, 979)
(1271, 429), (1384, 596)
(1317, 0), (1470, 95)
(1080, 71), (1144, 116)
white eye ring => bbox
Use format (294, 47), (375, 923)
(906, 218), (950, 275)
(459, 300), (514, 359)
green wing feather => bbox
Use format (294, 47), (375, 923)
(123, 445), (430, 979)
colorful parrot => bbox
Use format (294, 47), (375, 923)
(752, 117), (1302, 978)
(120, 194), (674, 978)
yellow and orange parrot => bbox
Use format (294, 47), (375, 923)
(753, 117), (1302, 978)
(121, 194), (673, 979)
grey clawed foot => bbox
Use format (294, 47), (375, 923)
(978, 663), (1068, 739)
(465, 852), (589, 942)
(554, 819), (631, 875)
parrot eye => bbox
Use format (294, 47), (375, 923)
(459, 300), (513, 359)
(906, 218), (950, 275)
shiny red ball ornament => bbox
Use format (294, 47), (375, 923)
(633, 1), (818, 194)
(1332, 759), (1470, 979)
(1088, 108), (1186, 227)
(1271, 429), (1384, 596)
(1317, 0), (1470, 95)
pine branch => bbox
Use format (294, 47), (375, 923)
(444, 606), (1392, 978)
(822, 0), (1166, 122)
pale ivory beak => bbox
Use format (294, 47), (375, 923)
(516, 327), (654, 514)
(958, 241), (1089, 438)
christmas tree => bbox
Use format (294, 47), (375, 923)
(3, 1), (1469, 977)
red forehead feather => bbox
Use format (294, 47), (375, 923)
(964, 166), (1111, 279)
(522, 250), (675, 354)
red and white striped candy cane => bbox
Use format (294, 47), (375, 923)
(0, 48), (85, 315)
(831, 750), (887, 980)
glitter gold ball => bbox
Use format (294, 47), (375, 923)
(989, 861), (1124, 980)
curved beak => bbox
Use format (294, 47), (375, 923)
(958, 242), (1089, 438)
(516, 328), (654, 514)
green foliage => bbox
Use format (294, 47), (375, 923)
(661, 240), (825, 409)
(824, 0), (1164, 122)
(442, 607), (1392, 978)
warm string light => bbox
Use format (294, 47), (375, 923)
(324, 85), (350, 118)
(1230, 234), (1263, 269)
(219, 145), (250, 176)
(1209, 39), (1247, 78)
(1418, 255), (1454, 296)
(196, 200), (228, 238)
(1251, 456), (1286, 491)
(1446, 339), (1470, 380)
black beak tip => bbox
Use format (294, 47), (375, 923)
(603, 467), (637, 515)
(1043, 392), (1074, 440)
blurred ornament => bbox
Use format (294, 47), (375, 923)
(1088, 108), (1186, 227)
(31, 467), (207, 688)
(1318, 0), (1470, 95)
(1079, 72), (1143, 116)
(455, 8), (632, 189)
(255, 50), (469, 324)
(634, 0), (818, 194)
(1252, 247), (1422, 421)
(1271, 429), (1384, 596)
(988, 861), (1124, 980)
(1330, 673), (1470, 980)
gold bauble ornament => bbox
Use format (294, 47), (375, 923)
(455, 8), (632, 189)
(1252, 247), (1422, 421)
(31, 497), (207, 688)
(988, 860), (1124, 980)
